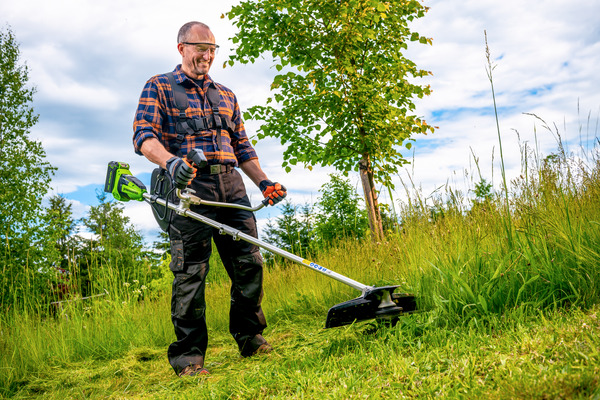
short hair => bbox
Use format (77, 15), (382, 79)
(177, 21), (211, 43)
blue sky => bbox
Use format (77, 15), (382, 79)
(2, 0), (599, 243)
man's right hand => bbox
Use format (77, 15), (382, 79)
(166, 156), (196, 189)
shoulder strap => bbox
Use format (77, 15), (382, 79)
(207, 83), (237, 135)
(206, 83), (223, 151)
(166, 72), (189, 113)
(206, 83), (221, 110)
(165, 72), (188, 156)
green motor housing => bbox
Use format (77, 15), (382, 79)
(104, 161), (147, 202)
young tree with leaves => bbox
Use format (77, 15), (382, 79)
(227, 0), (435, 240)
(0, 27), (56, 308)
(263, 174), (367, 260)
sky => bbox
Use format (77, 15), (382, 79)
(2, 0), (599, 244)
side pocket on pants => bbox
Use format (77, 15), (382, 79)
(170, 239), (185, 272)
(172, 265), (207, 320)
(234, 250), (263, 268)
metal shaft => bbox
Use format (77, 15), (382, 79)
(144, 192), (369, 293)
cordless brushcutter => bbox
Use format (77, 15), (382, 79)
(104, 152), (417, 328)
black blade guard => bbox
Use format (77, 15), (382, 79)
(325, 286), (417, 329)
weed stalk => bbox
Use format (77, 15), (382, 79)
(484, 30), (514, 248)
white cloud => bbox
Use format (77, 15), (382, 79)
(121, 200), (162, 243)
(396, 0), (600, 206)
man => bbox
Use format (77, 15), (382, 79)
(133, 21), (286, 377)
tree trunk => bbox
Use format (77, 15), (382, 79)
(359, 154), (384, 241)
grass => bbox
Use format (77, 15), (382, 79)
(3, 302), (599, 399)
(3, 204), (600, 399)
(2, 94), (600, 397)
(3, 123), (600, 397)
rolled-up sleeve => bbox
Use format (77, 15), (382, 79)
(133, 78), (164, 155)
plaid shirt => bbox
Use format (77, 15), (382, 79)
(133, 65), (257, 166)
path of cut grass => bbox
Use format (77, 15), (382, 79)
(7, 305), (599, 399)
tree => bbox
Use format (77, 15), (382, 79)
(0, 26), (56, 308)
(79, 192), (146, 291)
(263, 174), (367, 258)
(315, 173), (369, 242)
(263, 201), (316, 260)
(40, 194), (77, 269)
(153, 230), (171, 257)
(227, 0), (435, 240)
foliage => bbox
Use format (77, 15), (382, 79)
(226, 0), (435, 239)
(39, 194), (77, 270)
(379, 203), (400, 233)
(314, 173), (369, 242)
(263, 173), (369, 262)
(473, 178), (493, 203)
(263, 201), (316, 261)
(145, 254), (172, 297)
(0, 28), (165, 312)
(2, 301), (600, 399)
(77, 192), (147, 294)
(398, 129), (600, 324)
(152, 230), (170, 257)
(2, 111), (600, 398)
(485, 32), (513, 248)
(0, 26), (56, 310)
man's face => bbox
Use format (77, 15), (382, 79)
(178, 25), (216, 79)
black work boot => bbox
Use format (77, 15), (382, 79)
(178, 364), (209, 377)
(239, 334), (273, 357)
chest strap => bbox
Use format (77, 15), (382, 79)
(165, 72), (236, 156)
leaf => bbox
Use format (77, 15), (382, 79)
(478, 294), (488, 313)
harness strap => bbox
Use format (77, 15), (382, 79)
(165, 72), (235, 156)
(205, 81), (223, 152)
(166, 73), (188, 156)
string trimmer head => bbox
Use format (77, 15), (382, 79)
(325, 286), (417, 328)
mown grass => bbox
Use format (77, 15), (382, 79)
(3, 302), (599, 399)
(2, 114), (600, 398)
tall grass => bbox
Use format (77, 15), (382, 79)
(396, 111), (600, 326)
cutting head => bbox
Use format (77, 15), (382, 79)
(325, 286), (417, 328)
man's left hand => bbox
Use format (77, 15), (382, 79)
(259, 180), (287, 205)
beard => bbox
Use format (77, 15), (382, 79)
(185, 57), (212, 79)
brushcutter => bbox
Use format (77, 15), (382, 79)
(104, 154), (417, 328)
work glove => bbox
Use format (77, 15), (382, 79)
(166, 156), (197, 189)
(259, 180), (287, 206)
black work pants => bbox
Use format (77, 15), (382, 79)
(166, 169), (267, 375)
